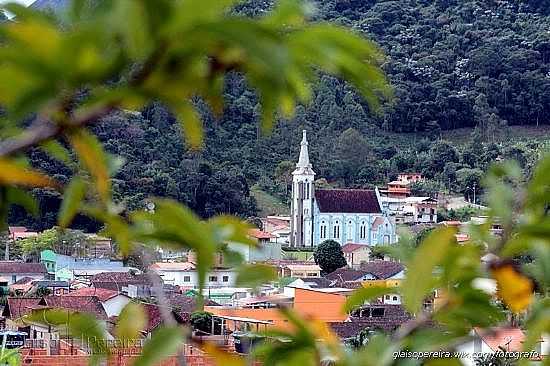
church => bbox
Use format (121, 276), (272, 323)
(290, 131), (396, 247)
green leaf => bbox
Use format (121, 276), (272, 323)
(171, 102), (204, 150)
(113, 0), (153, 60)
(401, 227), (456, 314)
(58, 177), (87, 227)
(40, 140), (72, 164)
(6, 187), (38, 216)
(132, 326), (184, 366)
(344, 286), (396, 313)
(115, 302), (147, 340)
(68, 129), (110, 202)
(236, 264), (277, 289)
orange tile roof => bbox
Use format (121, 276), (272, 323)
(249, 228), (274, 239)
(66, 287), (122, 302)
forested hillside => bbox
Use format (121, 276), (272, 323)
(8, 0), (550, 230)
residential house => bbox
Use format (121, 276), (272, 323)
(2, 295), (108, 340)
(381, 196), (438, 225)
(206, 287), (353, 329)
(52, 253), (132, 281)
(380, 173), (423, 199)
(40, 250), (56, 279)
(7, 226), (38, 241)
(280, 263), (321, 278)
(341, 243), (371, 269)
(227, 229), (282, 262)
(140, 303), (188, 338)
(330, 303), (411, 344)
(456, 327), (545, 366)
(360, 261), (405, 305)
(66, 287), (131, 317)
(260, 216), (291, 244)
(0, 262), (47, 285)
(91, 272), (156, 298)
(150, 262), (238, 289)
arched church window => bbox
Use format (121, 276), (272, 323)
(360, 221), (366, 239)
(333, 221), (340, 239)
(320, 221), (327, 239)
(347, 221), (353, 241)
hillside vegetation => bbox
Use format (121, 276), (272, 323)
(8, 0), (550, 230)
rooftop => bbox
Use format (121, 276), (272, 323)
(315, 189), (381, 214)
(360, 261), (404, 280)
(0, 261), (47, 274)
(341, 243), (370, 254)
(66, 287), (123, 302)
(150, 262), (196, 271)
(249, 228), (275, 239)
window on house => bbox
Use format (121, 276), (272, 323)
(333, 221), (340, 239)
(222, 276), (229, 282)
(209, 276), (218, 282)
(347, 221), (353, 240)
(307, 272), (317, 277)
(359, 221), (366, 239)
(393, 296), (398, 301)
(385, 295), (390, 300)
(320, 221), (327, 239)
(371, 308), (385, 317)
(183, 276), (191, 282)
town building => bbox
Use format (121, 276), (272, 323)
(206, 287), (353, 329)
(150, 262), (238, 289)
(260, 216), (291, 244)
(341, 243), (372, 269)
(227, 228), (282, 262)
(456, 327), (543, 366)
(381, 196), (438, 224)
(380, 173), (423, 198)
(280, 263), (321, 278)
(290, 130), (396, 247)
(0, 262), (47, 285)
(91, 272), (156, 298)
(66, 287), (131, 317)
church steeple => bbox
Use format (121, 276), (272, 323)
(290, 130), (315, 247)
(297, 130), (311, 168)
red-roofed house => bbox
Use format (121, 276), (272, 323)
(457, 327), (542, 365)
(0, 261), (47, 284)
(341, 243), (371, 269)
(66, 288), (131, 317)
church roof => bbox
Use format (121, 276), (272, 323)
(315, 189), (381, 214)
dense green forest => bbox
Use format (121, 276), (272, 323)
(6, 0), (550, 230)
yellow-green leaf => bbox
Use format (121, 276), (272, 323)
(115, 302), (147, 340)
(236, 263), (276, 289)
(402, 227), (456, 314)
(67, 129), (110, 202)
(133, 326), (184, 366)
(172, 102), (204, 150)
(58, 177), (86, 227)
(0, 159), (58, 188)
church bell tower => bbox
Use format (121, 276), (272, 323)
(290, 130), (315, 247)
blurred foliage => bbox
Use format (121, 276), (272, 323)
(0, 1), (548, 366)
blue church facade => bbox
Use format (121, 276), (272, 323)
(290, 131), (397, 247)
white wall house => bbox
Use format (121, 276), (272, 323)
(0, 261), (47, 285)
(151, 262), (238, 289)
(456, 327), (545, 366)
